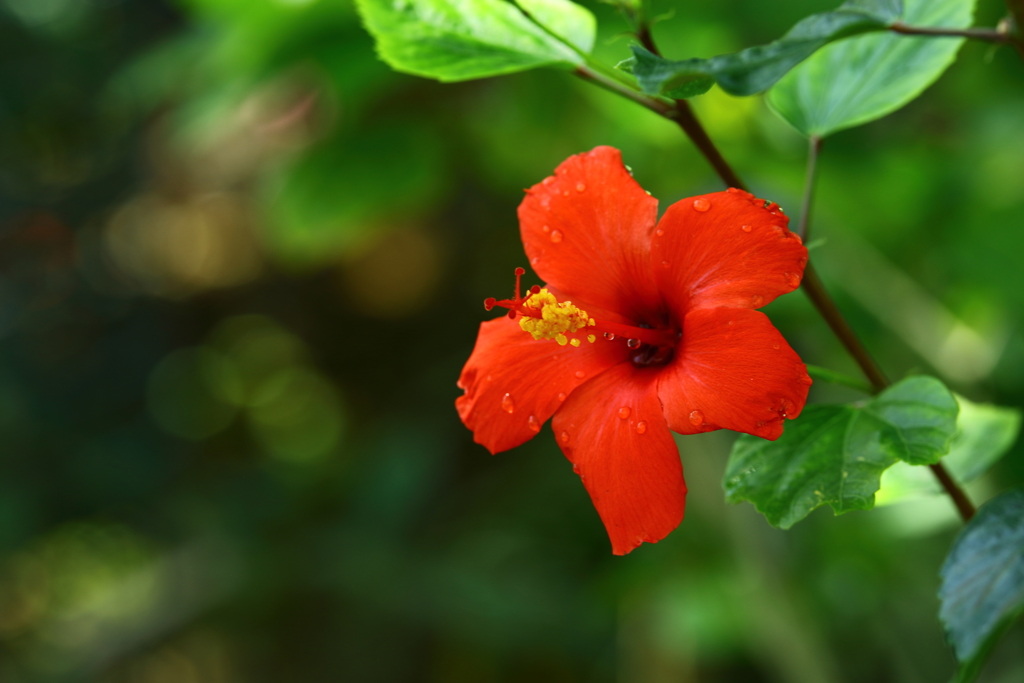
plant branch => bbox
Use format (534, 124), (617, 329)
(622, 20), (748, 192)
(795, 141), (977, 523)
(930, 463), (976, 521)
(574, 64), (673, 116)
(890, 21), (1012, 43)
(797, 136), (822, 242)
(573, 65), (747, 191)
(800, 264), (890, 393)
(1006, 1), (1024, 60)
(670, 101), (748, 191)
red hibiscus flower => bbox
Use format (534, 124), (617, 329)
(456, 146), (811, 555)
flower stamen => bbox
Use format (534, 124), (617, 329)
(485, 268), (676, 348)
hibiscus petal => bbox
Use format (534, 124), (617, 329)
(551, 363), (687, 555)
(456, 316), (625, 454)
(519, 146), (663, 323)
(658, 307), (812, 441)
(652, 188), (807, 318)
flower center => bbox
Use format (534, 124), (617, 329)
(484, 268), (676, 350)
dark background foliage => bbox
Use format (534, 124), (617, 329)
(0, 0), (1021, 681)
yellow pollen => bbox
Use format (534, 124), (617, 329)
(518, 288), (593, 344)
(587, 335), (596, 343)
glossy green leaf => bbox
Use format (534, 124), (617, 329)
(768, 0), (976, 136)
(940, 489), (1024, 683)
(514, 0), (595, 54)
(876, 394), (1021, 505)
(622, 0), (902, 98)
(724, 375), (958, 528)
(355, 0), (582, 83)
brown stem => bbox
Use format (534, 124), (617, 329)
(800, 264), (890, 393)
(1006, 0), (1024, 60)
(636, 26), (659, 55)
(668, 101), (748, 191)
(797, 136), (822, 242)
(890, 22), (1011, 43)
(930, 463), (976, 521)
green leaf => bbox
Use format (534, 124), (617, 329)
(940, 489), (1024, 683)
(724, 375), (958, 528)
(514, 0), (595, 53)
(947, 396), (1022, 483)
(623, 0), (902, 98)
(768, 0), (976, 137)
(876, 394), (1021, 505)
(355, 0), (583, 83)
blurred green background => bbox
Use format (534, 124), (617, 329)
(0, 0), (1022, 681)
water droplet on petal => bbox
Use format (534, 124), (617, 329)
(655, 229), (664, 237)
(576, 182), (586, 192)
(531, 256), (540, 266)
(557, 392), (567, 402)
(751, 294), (764, 306)
(626, 339), (641, 349)
(562, 190), (570, 197)
(501, 393), (515, 413)
(543, 176), (555, 185)
(693, 198), (711, 212)
(661, 261), (670, 268)
(689, 410), (704, 426)
(785, 272), (801, 287)
(575, 370), (585, 379)
(772, 343), (780, 350)
(741, 224), (752, 232)
(635, 421), (647, 434)
(603, 332), (616, 341)
(542, 225), (550, 233)
(572, 463), (580, 474)
(550, 230), (563, 243)
(527, 415), (541, 432)
(560, 431), (570, 444)
(618, 407), (631, 419)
